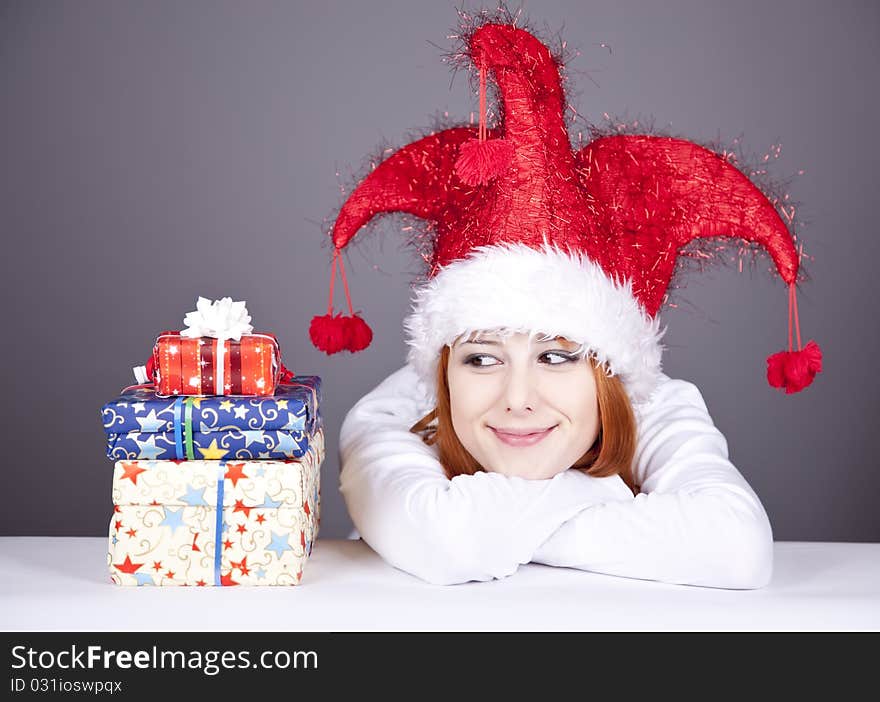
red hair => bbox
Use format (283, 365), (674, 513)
(411, 344), (639, 494)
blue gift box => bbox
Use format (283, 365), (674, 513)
(101, 377), (321, 462)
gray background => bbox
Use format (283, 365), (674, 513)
(2, 0), (877, 541)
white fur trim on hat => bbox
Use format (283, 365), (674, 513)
(403, 243), (666, 406)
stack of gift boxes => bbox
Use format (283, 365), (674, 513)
(100, 297), (323, 586)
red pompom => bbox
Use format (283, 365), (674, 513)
(766, 340), (823, 394)
(310, 313), (373, 354)
(454, 137), (515, 186)
(309, 313), (350, 354)
(344, 314), (373, 352)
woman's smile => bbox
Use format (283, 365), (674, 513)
(489, 424), (557, 447)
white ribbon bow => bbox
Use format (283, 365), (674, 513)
(180, 296), (254, 341)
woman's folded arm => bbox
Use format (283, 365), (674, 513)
(531, 377), (774, 590)
(339, 365), (634, 585)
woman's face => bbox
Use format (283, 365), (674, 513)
(446, 331), (600, 480)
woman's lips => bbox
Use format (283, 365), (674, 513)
(489, 425), (557, 447)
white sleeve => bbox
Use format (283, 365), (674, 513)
(531, 375), (775, 590)
(338, 364), (634, 585)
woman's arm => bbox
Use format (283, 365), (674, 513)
(531, 376), (774, 589)
(338, 364), (634, 585)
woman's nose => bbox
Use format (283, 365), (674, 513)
(503, 363), (538, 413)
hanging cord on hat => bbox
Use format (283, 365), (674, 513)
(788, 280), (802, 353)
(454, 58), (514, 186)
(309, 247), (373, 354)
(766, 280), (822, 394)
(478, 61), (487, 142)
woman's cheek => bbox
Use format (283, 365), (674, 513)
(452, 370), (502, 416)
(543, 365), (596, 410)
(538, 369), (583, 405)
(449, 370), (500, 453)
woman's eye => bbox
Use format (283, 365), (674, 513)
(540, 351), (576, 365)
(464, 354), (501, 367)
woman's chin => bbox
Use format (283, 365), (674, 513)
(486, 461), (569, 480)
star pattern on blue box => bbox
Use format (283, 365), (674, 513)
(136, 409), (166, 433)
(241, 431), (263, 448)
(102, 377), (321, 435)
(133, 435), (164, 460)
(107, 427), (316, 461)
(275, 432), (299, 457)
(281, 412), (306, 431)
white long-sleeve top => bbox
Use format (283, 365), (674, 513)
(338, 363), (774, 589)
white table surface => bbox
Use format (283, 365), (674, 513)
(1, 537), (878, 631)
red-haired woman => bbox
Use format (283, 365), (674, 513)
(336, 247), (775, 589)
(324, 22), (818, 590)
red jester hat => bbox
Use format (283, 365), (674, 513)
(310, 22), (822, 404)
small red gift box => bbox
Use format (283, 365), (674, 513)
(143, 331), (284, 397)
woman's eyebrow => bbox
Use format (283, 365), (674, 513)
(459, 339), (501, 346)
(535, 338), (579, 351)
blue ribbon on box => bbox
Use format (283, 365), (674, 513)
(173, 398), (184, 460)
(214, 461), (226, 586)
(169, 397), (197, 461)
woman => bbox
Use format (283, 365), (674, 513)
(336, 255), (773, 589)
(410, 332), (639, 491)
(314, 21), (819, 589)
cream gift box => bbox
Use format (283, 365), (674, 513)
(108, 430), (323, 586)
